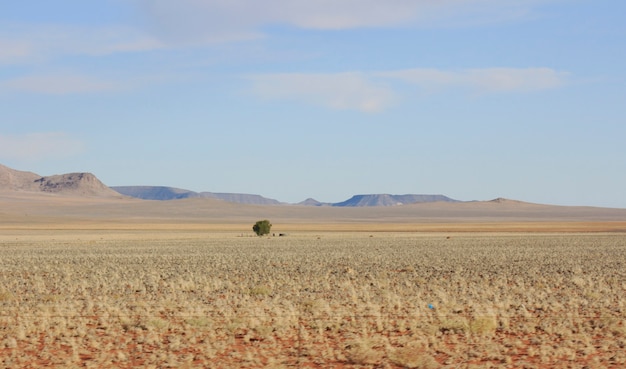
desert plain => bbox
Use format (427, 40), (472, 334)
(1, 191), (626, 368)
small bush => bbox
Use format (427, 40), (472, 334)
(253, 220), (272, 236)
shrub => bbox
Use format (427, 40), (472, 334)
(252, 220), (272, 236)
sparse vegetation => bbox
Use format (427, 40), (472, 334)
(252, 219), (272, 236)
(0, 230), (624, 368)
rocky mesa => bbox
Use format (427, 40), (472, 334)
(0, 164), (121, 197)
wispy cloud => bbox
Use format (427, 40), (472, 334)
(0, 38), (33, 64)
(0, 1), (554, 65)
(137, 0), (553, 43)
(3, 73), (120, 95)
(0, 25), (163, 65)
(248, 72), (395, 112)
(248, 67), (567, 112)
(0, 133), (85, 162)
(0, 2), (563, 99)
(380, 67), (567, 93)
(139, 0), (418, 34)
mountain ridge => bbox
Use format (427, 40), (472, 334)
(112, 186), (460, 206)
(332, 194), (459, 207)
(111, 186), (284, 205)
(5, 164), (464, 206)
(0, 164), (120, 197)
(3, 164), (622, 210)
(3, 164), (626, 229)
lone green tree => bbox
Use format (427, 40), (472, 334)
(253, 219), (272, 236)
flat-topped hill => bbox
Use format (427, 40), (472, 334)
(1, 164), (625, 231)
(0, 164), (121, 197)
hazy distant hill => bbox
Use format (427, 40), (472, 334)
(111, 186), (283, 205)
(0, 164), (120, 197)
(113, 186), (458, 207)
(3, 164), (626, 228)
(331, 194), (459, 207)
(297, 198), (331, 206)
(198, 192), (283, 205)
(111, 186), (196, 200)
(0, 163), (459, 206)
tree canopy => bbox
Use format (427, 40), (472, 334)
(253, 220), (272, 236)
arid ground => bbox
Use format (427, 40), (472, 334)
(1, 193), (625, 368)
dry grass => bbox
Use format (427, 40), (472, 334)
(0, 228), (625, 368)
(3, 219), (626, 234)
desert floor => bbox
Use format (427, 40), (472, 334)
(1, 221), (625, 368)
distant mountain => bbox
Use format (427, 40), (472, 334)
(112, 186), (459, 207)
(0, 164), (120, 197)
(197, 192), (283, 205)
(111, 186), (196, 200)
(2, 164), (460, 206)
(331, 194), (459, 207)
(111, 186), (283, 205)
(297, 198), (330, 206)
(0, 164), (40, 191)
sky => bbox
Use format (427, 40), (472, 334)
(1, 1), (625, 207)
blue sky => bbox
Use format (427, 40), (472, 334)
(1, 1), (625, 207)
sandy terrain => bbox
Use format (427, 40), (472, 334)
(1, 192), (625, 368)
(2, 190), (626, 232)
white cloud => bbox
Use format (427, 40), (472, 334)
(0, 1), (553, 63)
(3, 73), (119, 95)
(0, 25), (163, 65)
(0, 133), (85, 162)
(248, 72), (395, 112)
(379, 67), (567, 93)
(248, 67), (567, 111)
(137, 0), (554, 43)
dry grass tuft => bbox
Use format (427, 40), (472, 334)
(390, 345), (438, 369)
(345, 338), (384, 365)
(470, 316), (498, 335)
